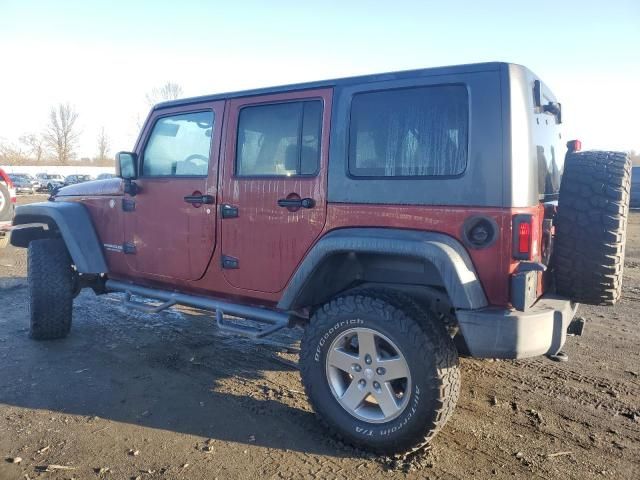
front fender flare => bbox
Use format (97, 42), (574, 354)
(11, 201), (108, 274)
(278, 228), (488, 311)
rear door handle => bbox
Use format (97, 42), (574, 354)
(277, 198), (315, 209)
(184, 194), (214, 205)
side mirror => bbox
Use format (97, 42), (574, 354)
(116, 152), (138, 180)
(116, 152), (139, 196)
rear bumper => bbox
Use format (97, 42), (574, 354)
(456, 294), (578, 359)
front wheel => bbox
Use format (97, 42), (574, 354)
(300, 291), (460, 454)
(28, 239), (74, 339)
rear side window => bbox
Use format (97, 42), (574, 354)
(142, 111), (214, 177)
(236, 100), (322, 176)
(348, 85), (468, 177)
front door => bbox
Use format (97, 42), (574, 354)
(220, 89), (332, 293)
(124, 102), (224, 281)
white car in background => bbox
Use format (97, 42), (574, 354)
(35, 173), (66, 192)
(0, 167), (16, 236)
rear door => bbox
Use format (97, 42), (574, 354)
(220, 89), (332, 293)
(124, 101), (224, 281)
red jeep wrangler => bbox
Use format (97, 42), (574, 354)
(10, 62), (631, 454)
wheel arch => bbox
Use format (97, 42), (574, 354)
(10, 201), (108, 274)
(278, 228), (488, 312)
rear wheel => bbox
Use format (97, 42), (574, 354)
(554, 151), (631, 305)
(28, 239), (74, 339)
(300, 290), (460, 454)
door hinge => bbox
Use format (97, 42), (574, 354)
(221, 255), (239, 269)
(122, 199), (136, 212)
(221, 204), (238, 219)
(123, 242), (137, 254)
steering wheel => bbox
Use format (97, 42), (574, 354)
(184, 154), (209, 164)
(178, 154), (209, 175)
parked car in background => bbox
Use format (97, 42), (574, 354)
(96, 173), (116, 180)
(8, 174), (36, 194)
(0, 167), (16, 235)
(631, 166), (640, 208)
(64, 174), (94, 186)
(11, 173), (41, 192)
(35, 173), (66, 192)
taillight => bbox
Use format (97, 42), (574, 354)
(567, 139), (582, 152)
(513, 214), (533, 260)
(518, 222), (531, 255)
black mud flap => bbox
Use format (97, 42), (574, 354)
(567, 316), (585, 336)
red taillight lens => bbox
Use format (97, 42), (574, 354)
(567, 139), (582, 152)
(513, 214), (533, 260)
(518, 222), (531, 254)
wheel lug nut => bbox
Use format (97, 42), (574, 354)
(365, 354), (372, 365)
(376, 367), (386, 375)
(353, 364), (362, 372)
(359, 379), (366, 388)
(373, 381), (380, 390)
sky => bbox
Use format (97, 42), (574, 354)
(0, 0), (639, 159)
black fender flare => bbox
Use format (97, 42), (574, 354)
(10, 201), (108, 274)
(278, 228), (488, 311)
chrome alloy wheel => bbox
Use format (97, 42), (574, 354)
(325, 327), (411, 423)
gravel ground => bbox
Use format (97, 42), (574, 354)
(0, 195), (638, 479)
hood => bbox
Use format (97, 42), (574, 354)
(56, 178), (124, 197)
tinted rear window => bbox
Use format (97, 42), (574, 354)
(348, 85), (468, 177)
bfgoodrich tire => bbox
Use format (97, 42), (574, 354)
(554, 151), (631, 305)
(28, 239), (74, 339)
(300, 290), (460, 454)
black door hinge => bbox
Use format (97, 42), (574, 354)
(221, 255), (239, 269)
(123, 242), (137, 254)
(221, 204), (238, 219)
(122, 199), (136, 212)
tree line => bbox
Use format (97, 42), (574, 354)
(0, 82), (183, 167)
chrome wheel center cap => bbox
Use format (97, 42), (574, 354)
(364, 368), (374, 380)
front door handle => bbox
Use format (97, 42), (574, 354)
(277, 197), (315, 209)
(184, 194), (214, 205)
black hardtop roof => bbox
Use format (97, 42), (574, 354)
(155, 61), (516, 110)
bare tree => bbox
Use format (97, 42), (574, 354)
(44, 103), (79, 164)
(97, 127), (110, 162)
(145, 82), (183, 106)
(0, 139), (27, 165)
(19, 133), (47, 163)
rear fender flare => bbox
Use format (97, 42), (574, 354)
(278, 228), (488, 311)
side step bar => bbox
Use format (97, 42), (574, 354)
(105, 280), (290, 338)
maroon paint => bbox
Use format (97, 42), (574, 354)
(123, 101), (225, 282)
(70, 93), (546, 310)
(219, 89), (332, 293)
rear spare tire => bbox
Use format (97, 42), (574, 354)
(28, 239), (74, 339)
(554, 150), (631, 305)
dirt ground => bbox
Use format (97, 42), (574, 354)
(0, 194), (638, 480)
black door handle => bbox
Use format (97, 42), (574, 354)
(277, 197), (315, 209)
(184, 194), (214, 205)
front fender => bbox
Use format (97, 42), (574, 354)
(11, 201), (108, 274)
(278, 228), (488, 311)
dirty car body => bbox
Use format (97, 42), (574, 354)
(10, 62), (630, 454)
